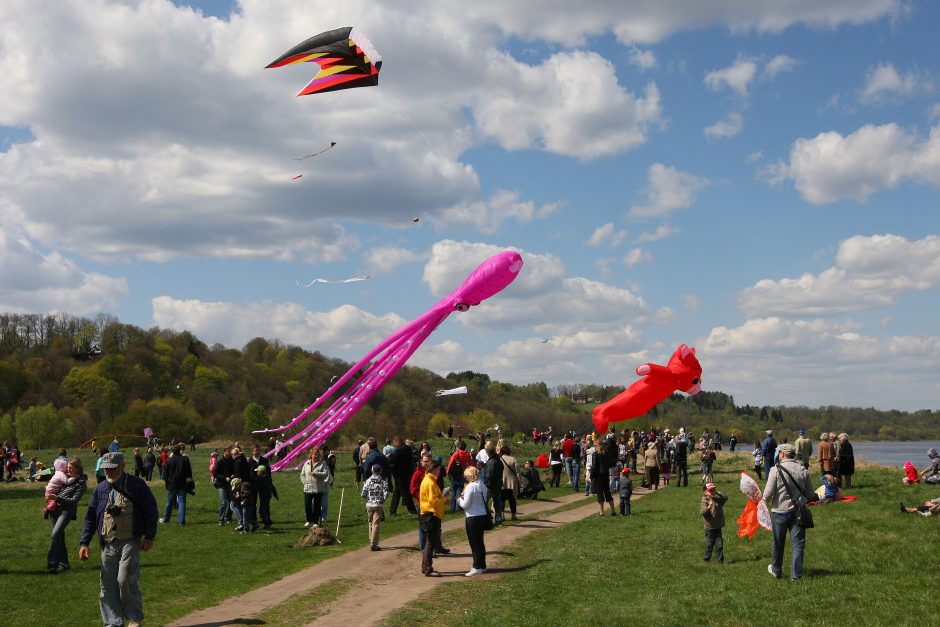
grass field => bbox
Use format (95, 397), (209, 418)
(381, 453), (940, 627)
(0, 439), (570, 625)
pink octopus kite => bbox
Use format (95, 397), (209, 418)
(257, 251), (524, 470)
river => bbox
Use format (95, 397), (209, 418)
(847, 440), (940, 468)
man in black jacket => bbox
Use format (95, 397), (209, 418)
(482, 443), (504, 525)
(160, 444), (194, 525)
(214, 447), (236, 525)
(249, 444), (275, 529)
(389, 436), (418, 515)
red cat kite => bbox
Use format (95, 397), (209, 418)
(593, 344), (702, 434)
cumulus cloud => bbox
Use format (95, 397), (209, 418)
(152, 297), (406, 354)
(628, 47), (657, 70)
(765, 123), (940, 204)
(738, 234), (940, 317)
(622, 247), (653, 267)
(705, 56), (758, 96)
(699, 316), (940, 410)
(434, 189), (559, 234)
(763, 54), (798, 78)
(654, 306), (677, 324)
(704, 112), (744, 140)
(859, 63), (929, 104)
(586, 222), (627, 248)
(363, 246), (424, 275)
(629, 163), (709, 218)
(635, 224), (679, 243)
(0, 222), (127, 314)
(473, 51), (664, 160)
(680, 294), (701, 312)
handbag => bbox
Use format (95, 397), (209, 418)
(776, 464), (814, 528)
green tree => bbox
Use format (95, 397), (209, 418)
(242, 403), (270, 434)
(15, 404), (73, 449)
(0, 412), (14, 444)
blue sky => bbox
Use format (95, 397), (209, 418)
(1, 0), (939, 410)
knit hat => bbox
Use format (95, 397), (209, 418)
(705, 482), (716, 491)
(621, 467), (631, 475)
(928, 448), (938, 459)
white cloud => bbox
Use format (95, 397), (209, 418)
(473, 51), (664, 160)
(433, 189), (558, 234)
(622, 247), (653, 267)
(738, 234), (940, 317)
(0, 222), (127, 314)
(767, 123), (940, 204)
(463, 0), (900, 46)
(705, 56), (758, 96)
(152, 297), (406, 354)
(635, 224), (679, 243)
(363, 246), (424, 275)
(930, 103), (940, 121)
(859, 63), (928, 104)
(628, 47), (657, 70)
(680, 294), (701, 312)
(698, 316), (940, 410)
(704, 112), (744, 140)
(629, 163), (709, 218)
(586, 222), (627, 248)
(763, 54), (798, 78)
(654, 306), (677, 324)
(746, 150), (764, 163)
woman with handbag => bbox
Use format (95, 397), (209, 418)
(763, 443), (815, 581)
(458, 466), (489, 576)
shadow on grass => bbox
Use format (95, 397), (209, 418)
(179, 620), (266, 626)
(0, 489), (46, 502)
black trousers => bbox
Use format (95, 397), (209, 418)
(465, 515), (488, 570)
(390, 475), (417, 514)
(704, 529), (724, 562)
(420, 514), (442, 574)
(501, 488), (517, 515)
(677, 461), (688, 486)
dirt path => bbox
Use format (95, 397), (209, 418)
(171, 487), (660, 627)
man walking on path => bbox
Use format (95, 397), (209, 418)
(79, 452), (158, 627)
(763, 443), (814, 581)
(161, 444), (194, 525)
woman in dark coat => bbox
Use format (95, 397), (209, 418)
(47, 457), (87, 573)
(836, 433), (854, 488)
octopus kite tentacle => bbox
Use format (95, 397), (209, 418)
(259, 250), (524, 470)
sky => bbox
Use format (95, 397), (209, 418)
(1, 0), (939, 411)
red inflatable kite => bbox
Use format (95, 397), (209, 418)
(592, 344), (702, 434)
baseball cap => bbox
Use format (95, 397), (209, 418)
(99, 452), (124, 468)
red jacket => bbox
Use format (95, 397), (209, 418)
(562, 438), (574, 458)
(447, 450), (473, 476)
(410, 467), (425, 500)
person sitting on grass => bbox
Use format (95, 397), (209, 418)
(900, 497), (940, 517)
(920, 448), (940, 485)
(518, 460), (544, 499)
(816, 474), (841, 504)
(701, 482), (728, 563)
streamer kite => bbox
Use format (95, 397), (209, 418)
(296, 275), (370, 287)
(266, 27), (382, 96)
(293, 141), (337, 161)
(257, 250), (524, 470)
(592, 344), (702, 434)
(736, 472), (771, 539)
(435, 386), (468, 397)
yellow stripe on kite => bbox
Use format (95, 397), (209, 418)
(313, 64), (358, 79)
(288, 52), (329, 65)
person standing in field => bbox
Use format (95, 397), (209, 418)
(418, 460), (448, 577)
(47, 457), (87, 573)
(817, 433), (834, 474)
(644, 442), (660, 490)
(761, 430), (777, 478)
(79, 452), (158, 627)
(619, 468), (632, 516)
(752, 441), (764, 480)
(763, 444), (814, 581)
(361, 464), (389, 551)
(458, 466), (488, 576)
(794, 429), (812, 469)
(836, 433), (854, 489)
(700, 481), (728, 563)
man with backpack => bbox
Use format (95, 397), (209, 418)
(446, 440), (473, 512)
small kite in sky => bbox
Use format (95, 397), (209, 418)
(411, 217), (420, 223)
(266, 27), (382, 96)
(257, 251), (524, 471)
(293, 141), (337, 161)
(540, 338), (550, 343)
(292, 174), (303, 181)
(435, 386), (468, 397)
(296, 275), (370, 287)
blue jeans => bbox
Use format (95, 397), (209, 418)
(217, 486), (232, 523)
(418, 522), (445, 552)
(571, 462), (580, 492)
(99, 539), (143, 627)
(450, 475), (465, 511)
(771, 510), (806, 579)
(48, 511), (71, 569)
(163, 488), (187, 524)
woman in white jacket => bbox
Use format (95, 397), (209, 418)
(300, 448), (332, 528)
(457, 466), (489, 576)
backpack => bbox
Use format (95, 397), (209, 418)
(448, 455), (462, 478)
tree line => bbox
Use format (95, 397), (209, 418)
(0, 311), (937, 450)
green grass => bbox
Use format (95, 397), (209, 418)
(383, 454), (940, 627)
(258, 577), (356, 625)
(0, 439), (573, 625)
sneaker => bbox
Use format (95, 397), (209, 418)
(218, 521), (225, 526)
(919, 511), (931, 517)
(234, 525), (244, 532)
(465, 568), (482, 577)
(159, 518), (167, 524)
(370, 546), (381, 551)
(304, 521), (311, 528)
(767, 564), (781, 579)
(436, 547), (451, 554)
